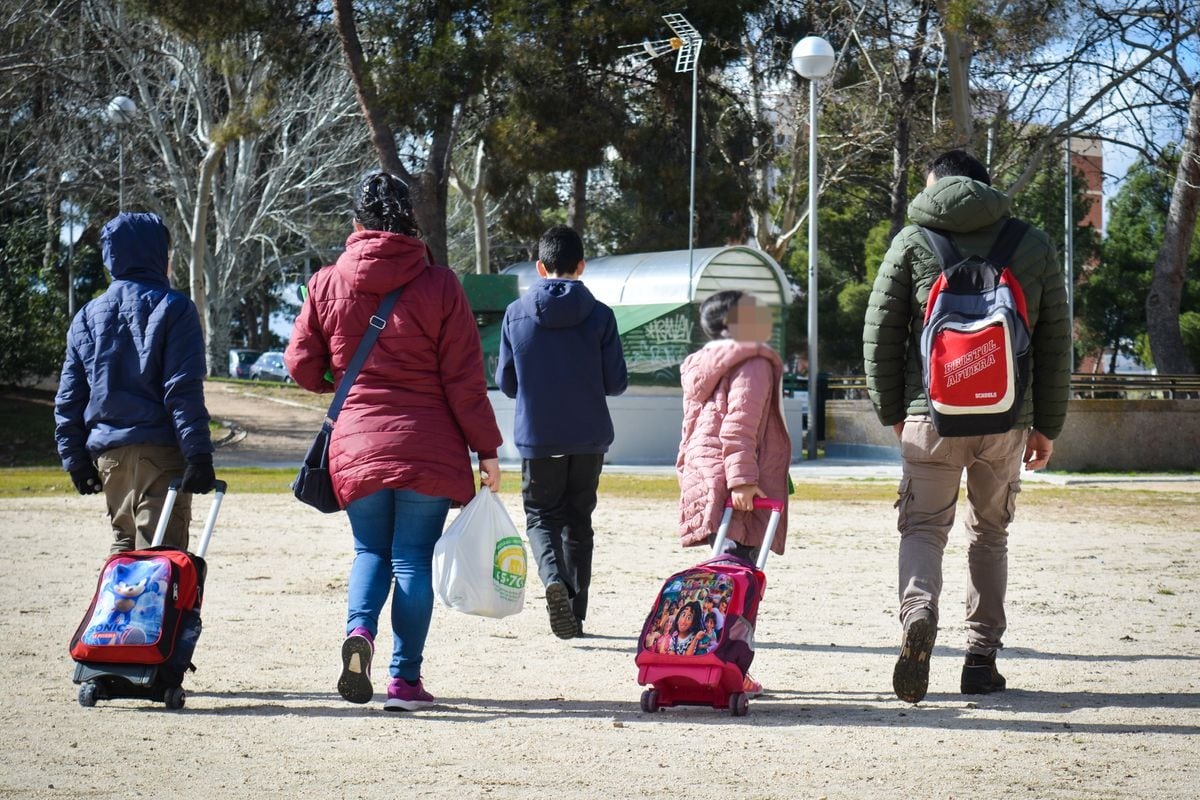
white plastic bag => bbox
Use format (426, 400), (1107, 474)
(432, 487), (527, 618)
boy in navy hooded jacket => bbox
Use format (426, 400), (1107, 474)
(55, 212), (216, 554)
(496, 225), (627, 638)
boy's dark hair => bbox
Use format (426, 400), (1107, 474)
(698, 289), (744, 340)
(354, 172), (419, 236)
(925, 149), (991, 185)
(538, 225), (584, 275)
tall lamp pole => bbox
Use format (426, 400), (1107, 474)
(106, 95), (137, 211)
(792, 36), (835, 461)
(620, 13), (703, 281)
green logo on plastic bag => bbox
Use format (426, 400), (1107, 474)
(493, 536), (527, 596)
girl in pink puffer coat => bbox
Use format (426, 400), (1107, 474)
(677, 291), (791, 559)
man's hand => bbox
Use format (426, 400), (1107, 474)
(892, 421), (905, 440)
(180, 455), (216, 494)
(1024, 429), (1054, 471)
(70, 464), (103, 495)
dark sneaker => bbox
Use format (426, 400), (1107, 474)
(337, 629), (374, 704)
(545, 582), (579, 639)
(961, 652), (1007, 694)
(892, 611), (938, 704)
(384, 677), (435, 711)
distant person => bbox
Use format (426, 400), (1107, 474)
(676, 289), (791, 696)
(863, 149), (1070, 703)
(54, 212), (216, 554)
(286, 172), (502, 711)
(495, 225), (627, 639)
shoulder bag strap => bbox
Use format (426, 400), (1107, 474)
(325, 288), (402, 423)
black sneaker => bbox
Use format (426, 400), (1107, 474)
(892, 611), (938, 704)
(545, 582), (579, 639)
(961, 652), (1007, 694)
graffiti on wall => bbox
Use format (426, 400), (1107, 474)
(621, 309), (696, 383)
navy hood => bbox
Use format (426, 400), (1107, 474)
(101, 212), (170, 285)
(520, 278), (597, 329)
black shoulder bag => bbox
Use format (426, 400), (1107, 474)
(292, 288), (402, 512)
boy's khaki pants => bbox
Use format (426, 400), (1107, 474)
(97, 443), (192, 553)
(895, 417), (1028, 656)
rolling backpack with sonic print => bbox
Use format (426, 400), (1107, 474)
(918, 217), (1031, 437)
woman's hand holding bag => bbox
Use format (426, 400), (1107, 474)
(432, 487), (526, 618)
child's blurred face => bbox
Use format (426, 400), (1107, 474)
(726, 295), (773, 343)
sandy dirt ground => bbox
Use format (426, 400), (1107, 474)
(2, 383), (1198, 799)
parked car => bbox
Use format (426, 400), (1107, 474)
(228, 348), (263, 379)
(249, 351), (291, 383)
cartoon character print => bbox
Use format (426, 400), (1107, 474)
(642, 573), (734, 656)
(82, 559), (168, 646)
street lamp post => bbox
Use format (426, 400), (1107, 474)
(106, 95), (137, 211)
(791, 36), (835, 461)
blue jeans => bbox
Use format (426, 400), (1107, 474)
(345, 489), (451, 682)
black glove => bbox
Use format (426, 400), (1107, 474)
(180, 454), (216, 494)
(69, 464), (103, 495)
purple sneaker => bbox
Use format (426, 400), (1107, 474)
(337, 628), (374, 704)
(383, 677), (435, 712)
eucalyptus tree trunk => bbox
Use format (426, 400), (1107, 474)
(1146, 83), (1200, 374)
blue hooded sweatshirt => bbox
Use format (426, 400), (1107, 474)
(495, 278), (628, 458)
(54, 212), (212, 471)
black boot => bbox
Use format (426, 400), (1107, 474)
(961, 651), (1006, 694)
(892, 609), (937, 704)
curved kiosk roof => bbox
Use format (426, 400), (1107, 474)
(502, 245), (793, 308)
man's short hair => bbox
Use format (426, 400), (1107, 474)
(926, 149), (991, 185)
(538, 225), (584, 275)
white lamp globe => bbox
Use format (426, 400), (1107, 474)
(791, 36), (835, 79)
(106, 95), (137, 125)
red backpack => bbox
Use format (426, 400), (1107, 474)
(919, 218), (1031, 437)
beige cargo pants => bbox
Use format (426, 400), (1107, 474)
(895, 417), (1028, 656)
(97, 443), (192, 553)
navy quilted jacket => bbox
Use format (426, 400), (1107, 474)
(54, 213), (212, 472)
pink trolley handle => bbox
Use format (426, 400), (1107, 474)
(711, 497), (784, 570)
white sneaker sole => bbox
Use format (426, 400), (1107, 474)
(383, 697), (435, 712)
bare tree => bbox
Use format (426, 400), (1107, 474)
(87, 0), (372, 372)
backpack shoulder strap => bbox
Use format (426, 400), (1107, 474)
(918, 226), (960, 272)
(985, 217), (1029, 267)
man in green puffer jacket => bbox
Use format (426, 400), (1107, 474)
(862, 150), (1071, 704)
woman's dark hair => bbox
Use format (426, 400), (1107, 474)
(354, 172), (419, 236)
(671, 600), (703, 634)
(698, 290), (744, 340)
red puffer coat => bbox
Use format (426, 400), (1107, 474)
(285, 230), (501, 507)
(676, 340), (791, 554)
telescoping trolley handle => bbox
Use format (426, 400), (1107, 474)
(150, 478), (228, 557)
(711, 496), (785, 570)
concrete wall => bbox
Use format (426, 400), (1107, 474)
(489, 389), (810, 465)
(824, 399), (1200, 472)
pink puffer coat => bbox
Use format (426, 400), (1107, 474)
(676, 340), (791, 554)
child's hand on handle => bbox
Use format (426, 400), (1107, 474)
(730, 483), (766, 511)
(479, 457), (501, 491)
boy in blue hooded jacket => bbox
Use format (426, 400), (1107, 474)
(496, 225), (628, 638)
(55, 212), (216, 553)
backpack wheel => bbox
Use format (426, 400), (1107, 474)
(639, 688), (660, 713)
(78, 681), (98, 708)
(730, 691), (749, 716)
(164, 686), (186, 710)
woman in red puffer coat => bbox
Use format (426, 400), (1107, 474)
(286, 172), (502, 712)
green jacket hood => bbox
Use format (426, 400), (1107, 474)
(908, 176), (1011, 233)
